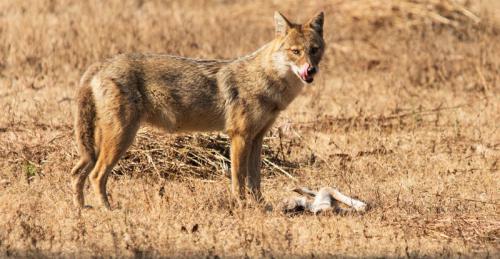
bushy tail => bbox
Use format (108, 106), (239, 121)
(74, 64), (101, 161)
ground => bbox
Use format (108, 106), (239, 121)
(0, 0), (499, 257)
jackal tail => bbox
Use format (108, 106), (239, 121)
(74, 63), (101, 161)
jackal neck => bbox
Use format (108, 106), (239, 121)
(229, 39), (303, 111)
(259, 39), (303, 88)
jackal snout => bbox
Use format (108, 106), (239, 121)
(294, 63), (318, 83)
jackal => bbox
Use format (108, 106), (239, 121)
(71, 11), (325, 209)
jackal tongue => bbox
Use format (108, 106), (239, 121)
(300, 63), (310, 80)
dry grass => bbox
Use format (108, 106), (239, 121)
(0, 0), (499, 257)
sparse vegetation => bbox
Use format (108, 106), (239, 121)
(0, 0), (499, 257)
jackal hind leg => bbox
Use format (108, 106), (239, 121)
(71, 156), (96, 208)
(89, 122), (140, 210)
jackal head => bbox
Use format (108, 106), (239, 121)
(272, 11), (325, 84)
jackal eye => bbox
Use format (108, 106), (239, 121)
(290, 49), (301, 55)
(310, 47), (319, 55)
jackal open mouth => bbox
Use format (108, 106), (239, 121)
(296, 63), (315, 84)
(302, 75), (314, 83)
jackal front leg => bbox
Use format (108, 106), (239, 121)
(230, 134), (252, 199)
(247, 132), (266, 202)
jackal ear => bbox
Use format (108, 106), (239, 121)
(307, 12), (324, 36)
(274, 11), (292, 37)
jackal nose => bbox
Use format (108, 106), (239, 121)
(307, 66), (317, 75)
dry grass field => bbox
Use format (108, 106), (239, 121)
(0, 0), (499, 257)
